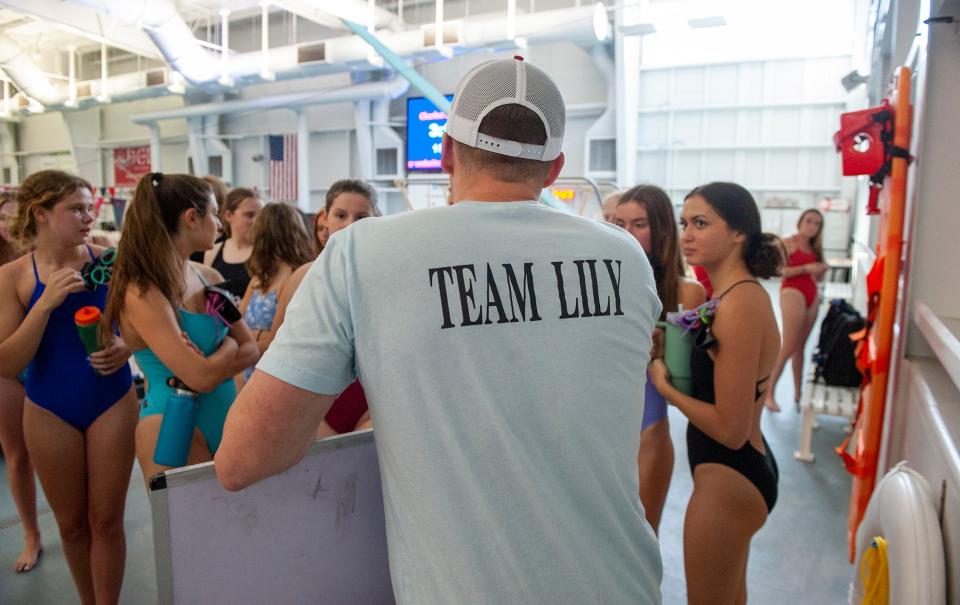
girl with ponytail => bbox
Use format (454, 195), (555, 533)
(649, 182), (783, 605)
(103, 173), (258, 485)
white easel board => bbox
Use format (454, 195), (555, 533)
(149, 430), (394, 604)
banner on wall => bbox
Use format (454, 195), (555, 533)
(113, 146), (151, 187)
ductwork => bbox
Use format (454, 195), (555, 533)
(0, 34), (63, 106)
(6, 2), (609, 111)
(582, 44), (616, 176)
(73, 0), (610, 88)
(4, 68), (183, 113)
(132, 77), (410, 124)
(584, 45), (615, 138)
(67, 0), (220, 85)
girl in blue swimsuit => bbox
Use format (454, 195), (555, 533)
(613, 185), (706, 533)
(0, 170), (137, 604)
(101, 173), (258, 485)
(650, 182), (783, 605)
(238, 202), (313, 383)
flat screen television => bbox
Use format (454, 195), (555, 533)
(406, 95), (454, 172)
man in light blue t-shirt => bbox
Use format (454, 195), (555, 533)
(216, 57), (663, 604)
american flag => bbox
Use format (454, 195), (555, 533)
(268, 134), (298, 201)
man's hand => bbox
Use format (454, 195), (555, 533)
(215, 370), (337, 492)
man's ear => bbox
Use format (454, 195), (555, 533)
(440, 134), (455, 175)
(542, 152), (565, 188)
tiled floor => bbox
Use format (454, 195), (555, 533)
(0, 283), (854, 604)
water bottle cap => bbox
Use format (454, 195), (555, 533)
(74, 306), (101, 326)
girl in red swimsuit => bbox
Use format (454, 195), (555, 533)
(764, 209), (829, 412)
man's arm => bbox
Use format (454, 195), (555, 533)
(215, 369), (336, 491)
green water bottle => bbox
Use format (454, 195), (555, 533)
(74, 306), (101, 355)
(663, 322), (694, 395)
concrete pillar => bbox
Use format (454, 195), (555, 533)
(296, 110), (310, 211)
(354, 100), (373, 180)
(187, 116), (208, 176)
(614, 0), (643, 187)
(62, 107), (103, 186)
(149, 124), (162, 172)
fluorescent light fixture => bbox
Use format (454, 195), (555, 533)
(687, 16), (727, 29)
(620, 23), (657, 36)
(621, 10), (728, 37)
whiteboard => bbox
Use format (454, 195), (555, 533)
(149, 430), (394, 605)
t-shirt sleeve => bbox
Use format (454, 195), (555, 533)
(256, 232), (356, 395)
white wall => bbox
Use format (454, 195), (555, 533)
(905, 0), (960, 352)
(17, 112), (77, 176)
(633, 56), (855, 255)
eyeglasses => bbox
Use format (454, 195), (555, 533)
(81, 247), (116, 292)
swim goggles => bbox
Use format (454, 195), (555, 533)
(80, 247), (116, 292)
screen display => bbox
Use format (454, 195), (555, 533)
(406, 95), (454, 172)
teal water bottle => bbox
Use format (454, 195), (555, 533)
(153, 377), (198, 467)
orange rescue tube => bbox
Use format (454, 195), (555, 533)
(847, 66), (913, 561)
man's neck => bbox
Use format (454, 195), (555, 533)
(453, 178), (542, 204)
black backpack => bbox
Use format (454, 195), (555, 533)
(812, 299), (865, 387)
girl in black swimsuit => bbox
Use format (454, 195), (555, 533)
(203, 187), (263, 299)
(649, 182), (784, 605)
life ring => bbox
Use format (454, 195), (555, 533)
(850, 462), (945, 604)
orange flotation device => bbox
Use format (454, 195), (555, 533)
(833, 66), (914, 561)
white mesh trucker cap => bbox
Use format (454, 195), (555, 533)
(445, 56), (566, 161)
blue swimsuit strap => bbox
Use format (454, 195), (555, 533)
(190, 262), (212, 288)
(30, 245), (96, 288)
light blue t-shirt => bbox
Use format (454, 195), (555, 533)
(259, 200), (663, 604)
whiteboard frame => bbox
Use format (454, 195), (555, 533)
(148, 430), (383, 605)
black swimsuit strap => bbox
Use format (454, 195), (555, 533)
(715, 279), (761, 299)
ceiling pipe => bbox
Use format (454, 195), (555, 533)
(131, 76), (410, 124)
(0, 34), (64, 106)
(74, 0), (609, 88)
(10, 68), (184, 113)
(66, 0), (221, 85)
(3, 2), (608, 112)
(585, 44), (615, 136)
(582, 44), (615, 176)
